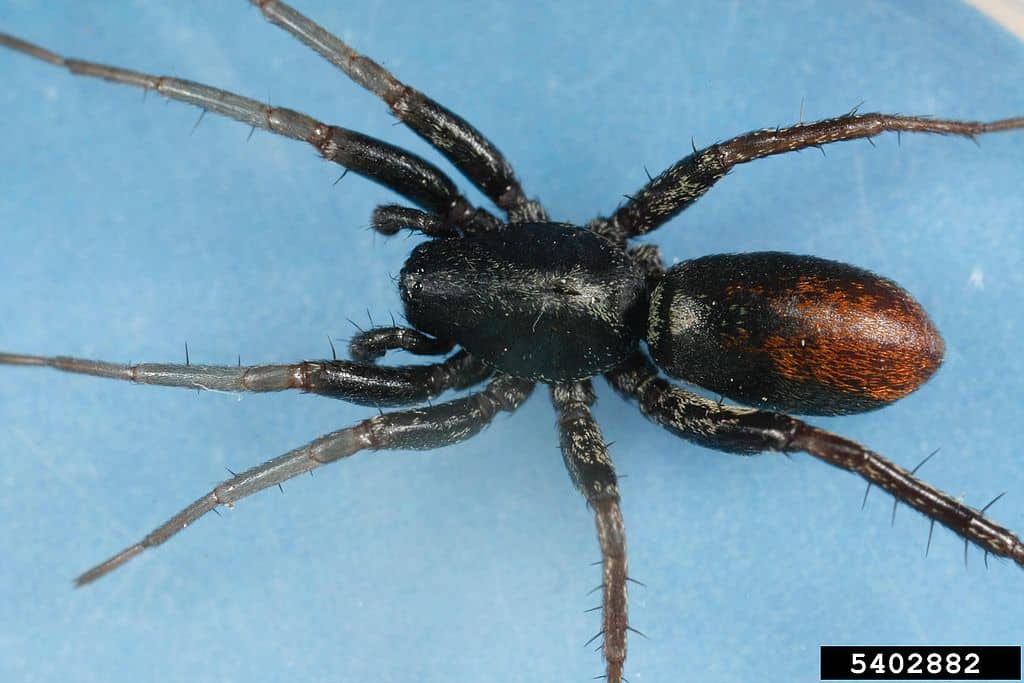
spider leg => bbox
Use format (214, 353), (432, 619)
(0, 33), (498, 234)
(0, 349), (490, 407)
(551, 381), (628, 683)
(251, 0), (547, 223)
(606, 352), (1024, 568)
(590, 111), (1024, 242)
(73, 374), (534, 585)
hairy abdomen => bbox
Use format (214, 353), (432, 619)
(646, 252), (944, 415)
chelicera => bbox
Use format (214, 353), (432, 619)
(2, 3), (1023, 681)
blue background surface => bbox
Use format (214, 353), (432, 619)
(1, 2), (1022, 682)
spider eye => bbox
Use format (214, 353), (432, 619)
(646, 252), (944, 415)
(399, 270), (424, 301)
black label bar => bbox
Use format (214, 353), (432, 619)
(820, 646), (1021, 680)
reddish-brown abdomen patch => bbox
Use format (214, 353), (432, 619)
(646, 252), (944, 415)
(763, 275), (944, 403)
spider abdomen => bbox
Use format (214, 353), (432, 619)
(399, 223), (647, 381)
(646, 252), (944, 415)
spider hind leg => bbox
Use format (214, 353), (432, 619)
(591, 111), (1024, 242)
(605, 352), (1024, 568)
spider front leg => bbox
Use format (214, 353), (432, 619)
(0, 33), (499, 234)
(74, 374), (533, 585)
(0, 349), (490, 407)
(551, 381), (628, 683)
(251, 0), (546, 223)
(606, 353), (1024, 567)
(590, 111), (1024, 242)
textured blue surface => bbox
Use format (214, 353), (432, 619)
(1, 2), (1022, 682)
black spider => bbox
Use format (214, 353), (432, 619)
(2, 3), (1023, 682)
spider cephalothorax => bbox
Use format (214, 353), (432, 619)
(400, 222), (647, 381)
(2, 3), (1023, 682)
